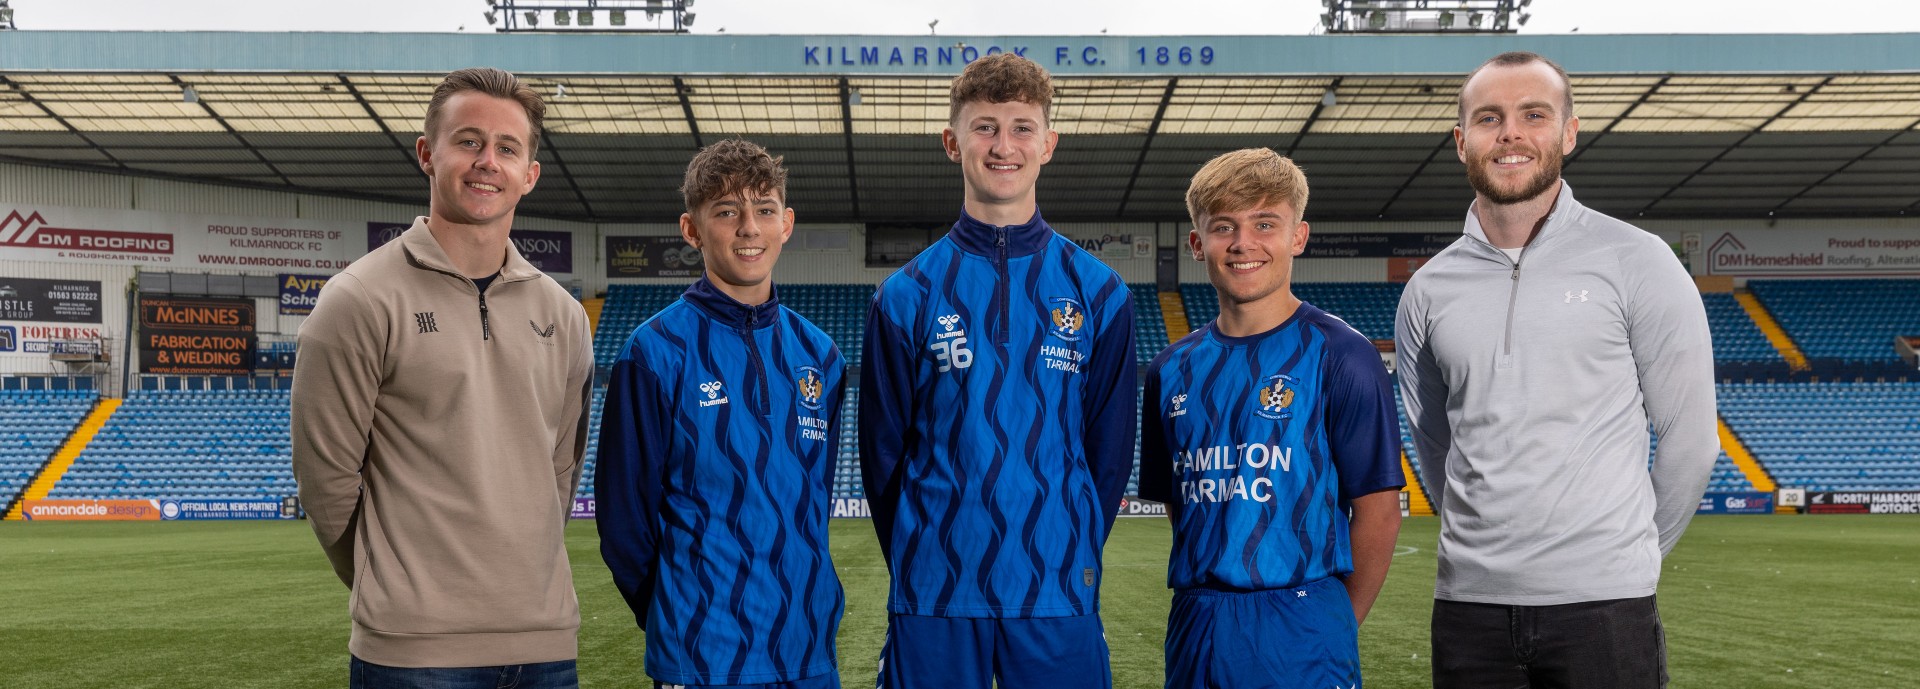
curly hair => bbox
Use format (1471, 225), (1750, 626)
(681, 138), (790, 212)
(1186, 148), (1310, 227)
(949, 53), (1054, 125)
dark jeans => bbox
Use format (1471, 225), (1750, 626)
(350, 656), (578, 689)
(1431, 595), (1667, 689)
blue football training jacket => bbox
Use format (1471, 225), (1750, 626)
(597, 277), (846, 686)
(860, 208), (1138, 618)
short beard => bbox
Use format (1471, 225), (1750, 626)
(1467, 146), (1563, 205)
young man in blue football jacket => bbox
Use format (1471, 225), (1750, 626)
(1138, 149), (1404, 689)
(859, 53), (1138, 689)
(597, 139), (846, 689)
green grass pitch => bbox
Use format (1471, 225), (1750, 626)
(2, 516), (1916, 688)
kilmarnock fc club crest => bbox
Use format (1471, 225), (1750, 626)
(1047, 297), (1085, 342)
(796, 366), (825, 411)
(1253, 374), (1297, 420)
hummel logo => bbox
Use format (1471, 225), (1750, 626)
(1168, 393), (1189, 418)
(529, 320), (556, 338)
(1296, 590), (1308, 598)
(697, 380), (729, 407)
(414, 312), (438, 334)
(937, 314), (961, 331)
(1564, 290), (1589, 303)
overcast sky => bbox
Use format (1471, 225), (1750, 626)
(13, 0), (1920, 35)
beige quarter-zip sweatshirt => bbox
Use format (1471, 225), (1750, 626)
(292, 218), (593, 667)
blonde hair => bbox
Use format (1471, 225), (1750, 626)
(1185, 148), (1309, 227)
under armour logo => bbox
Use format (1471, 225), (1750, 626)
(414, 312), (438, 333)
(1564, 290), (1589, 303)
(937, 314), (961, 331)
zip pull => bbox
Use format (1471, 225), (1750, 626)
(997, 228), (1007, 248)
(1511, 263), (1521, 280)
(478, 294), (492, 341)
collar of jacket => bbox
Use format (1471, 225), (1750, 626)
(1460, 180), (1587, 260)
(399, 217), (545, 289)
(947, 206), (1053, 258)
(683, 275), (782, 329)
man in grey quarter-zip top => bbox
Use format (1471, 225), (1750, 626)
(1393, 51), (1718, 689)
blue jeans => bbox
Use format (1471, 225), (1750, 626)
(350, 656), (578, 689)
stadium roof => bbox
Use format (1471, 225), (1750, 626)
(2, 32), (1917, 223)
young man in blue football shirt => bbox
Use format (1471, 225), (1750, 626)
(859, 53), (1138, 689)
(1137, 148), (1404, 689)
(597, 139), (846, 689)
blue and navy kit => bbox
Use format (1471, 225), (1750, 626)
(860, 208), (1138, 618)
(1137, 303), (1403, 593)
(597, 277), (846, 686)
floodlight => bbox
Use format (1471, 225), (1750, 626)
(1368, 10), (1386, 29)
(483, 10), (496, 24)
(578, 9), (593, 26)
(929, 19), (939, 35)
(646, 0), (661, 19)
(1321, 12), (1335, 30)
(610, 9), (626, 25)
(684, 0), (695, 8)
(1518, 0), (1532, 7)
(524, 10), (538, 26)
(554, 9), (570, 25)
(1468, 12), (1483, 28)
(1438, 10), (1453, 28)
(682, 12), (695, 26)
(1518, 13), (1531, 26)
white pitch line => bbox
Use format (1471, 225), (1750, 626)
(1393, 545), (1419, 557)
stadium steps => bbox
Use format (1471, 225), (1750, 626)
(1159, 291), (1192, 341)
(582, 297), (604, 336)
(3, 398), (120, 521)
(1400, 451), (1433, 516)
(1715, 416), (1795, 513)
(1736, 290), (1810, 372)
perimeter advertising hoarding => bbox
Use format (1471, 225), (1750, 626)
(1696, 492), (1774, 515)
(277, 274), (329, 316)
(21, 499), (163, 521)
(1704, 229), (1920, 277)
(1806, 491), (1920, 514)
(1, 205), (357, 271)
(571, 497), (595, 520)
(824, 496), (1165, 519)
(159, 498), (298, 520)
(138, 296), (255, 374)
(606, 236), (703, 278)
(0, 277), (103, 323)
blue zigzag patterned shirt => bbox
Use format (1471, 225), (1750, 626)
(597, 278), (845, 685)
(861, 208), (1138, 618)
(1137, 303), (1404, 592)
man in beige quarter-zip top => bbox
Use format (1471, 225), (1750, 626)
(292, 67), (593, 689)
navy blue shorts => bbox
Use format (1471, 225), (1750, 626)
(651, 670), (838, 689)
(1164, 576), (1360, 689)
(876, 613), (1112, 689)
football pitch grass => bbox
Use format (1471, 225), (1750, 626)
(2, 516), (1916, 688)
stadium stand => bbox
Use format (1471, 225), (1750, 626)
(1750, 279), (1920, 374)
(579, 386), (607, 498)
(592, 284), (684, 370)
(1721, 381), (1920, 492)
(1180, 283), (1403, 342)
(1131, 284), (1170, 366)
(781, 284), (875, 367)
(835, 387), (861, 498)
(1703, 293), (1785, 365)
(0, 389), (96, 508)
(47, 390), (293, 501)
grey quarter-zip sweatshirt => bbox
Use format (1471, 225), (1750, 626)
(1394, 182), (1719, 606)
